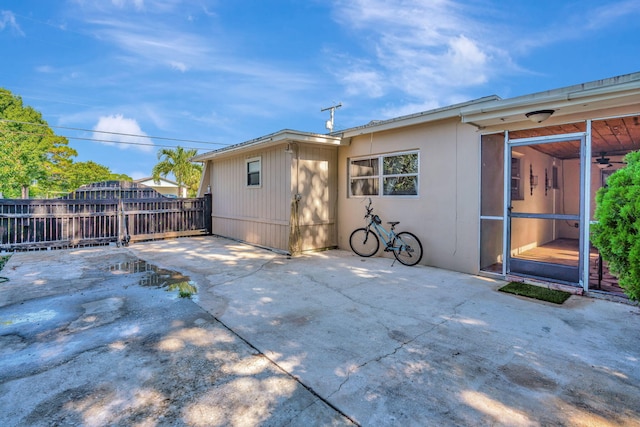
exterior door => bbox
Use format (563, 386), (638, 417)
(506, 134), (586, 285)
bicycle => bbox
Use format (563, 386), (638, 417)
(349, 198), (423, 266)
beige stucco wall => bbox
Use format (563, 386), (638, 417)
(555, 158), (580, 240)
(337, 118), (481, 274)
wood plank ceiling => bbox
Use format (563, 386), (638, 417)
(508, 115), (640, 160)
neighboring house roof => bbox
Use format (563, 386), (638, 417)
(134, 177), (180, 188)
(192, 129), (343, 162)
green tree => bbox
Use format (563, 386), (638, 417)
(152, 146), (202, 197)
(1, 88), (131, 198)
(0, 88), (76, 198)
(61, 161), (131, 193)
(592, 150), (640, 300)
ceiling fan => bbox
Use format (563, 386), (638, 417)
(593, 152), (625, 169)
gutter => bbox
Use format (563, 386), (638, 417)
(460, 74), (640, 123)
(192, 129), (342, 162)
(339, 96), (501, 137)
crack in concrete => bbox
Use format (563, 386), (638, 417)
(329, 298), (470, 398)
(209, 256), (278, 287)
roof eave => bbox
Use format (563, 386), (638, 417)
(191, 129), (342, 161)
(460, 72), (640, 128)
(339, 96), (501, 137)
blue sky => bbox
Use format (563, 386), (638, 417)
(1, 0), (639, 179)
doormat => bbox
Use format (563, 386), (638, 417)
(498, 282), (571, 304)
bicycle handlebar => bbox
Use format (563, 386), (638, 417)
(364, 197), (373, 218)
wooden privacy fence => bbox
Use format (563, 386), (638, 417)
(0, 181), (212, 251)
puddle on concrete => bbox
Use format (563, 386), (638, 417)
(107, 260), (198, 299)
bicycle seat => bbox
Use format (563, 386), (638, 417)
(387, 221), (400, 227)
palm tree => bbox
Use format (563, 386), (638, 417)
(152, 146), (202, 197)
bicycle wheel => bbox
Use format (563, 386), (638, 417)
(349, 228), (379, 257)
(392, 232), (423, 266)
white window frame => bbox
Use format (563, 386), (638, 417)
(246, 157), (261, 188)
(348, 150), (419, 197)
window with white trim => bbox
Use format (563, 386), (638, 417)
(510, 155), (523, 200)
(246, 157), (261, 187)
(349, 151), (419, 197)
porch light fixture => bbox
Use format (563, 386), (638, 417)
(525, 109), (555, 123)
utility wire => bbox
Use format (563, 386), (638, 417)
(0, 119), (228, 147)
(0, 128), (210, 151)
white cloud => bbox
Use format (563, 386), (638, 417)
(0, 10), (24, 35)
(36, 65), (55, 73)
(329, 0), (501, 104)
(86, 18), (210, 72)
(110, 0), (145, 11)
(169, 61), (188, 72)
(341, 69), (386, 98)
(92, 114), (154, 152)
(443, 35), (488, 85)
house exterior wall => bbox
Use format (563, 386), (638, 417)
(290, 144), (338, 252)
(556, 158), (580, 240)
(205, 142), (338, 253)
(136, 178), (183, 197)
(208, 144), (291, 251)
(337, 118), (481, 274)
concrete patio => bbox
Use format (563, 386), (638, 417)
(1, 236), (639, 426)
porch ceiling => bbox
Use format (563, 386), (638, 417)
(508, 115), (640, 160)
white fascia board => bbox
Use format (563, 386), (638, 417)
(460, 75), (640, 125)
(191, 129), (341, 161)
(339, 96), (500, 137)
(135, 177), (179, 187)
(141, 180), (179, 188)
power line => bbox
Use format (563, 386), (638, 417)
(0, 128), (210, 151)
(0, 119), (228, 147)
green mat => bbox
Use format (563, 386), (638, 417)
(499, 282), (571, 304)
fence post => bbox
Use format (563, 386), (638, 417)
(117, 198), (130, 246)
(204, 192), (212, 235)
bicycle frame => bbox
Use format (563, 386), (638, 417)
(362, 200), (406, 252)
(350, 198), (423, 266)
(365, 219), (398, 250)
